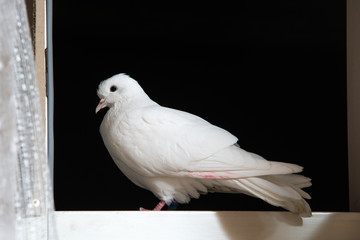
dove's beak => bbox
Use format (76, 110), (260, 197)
(95, 99), (107, 114)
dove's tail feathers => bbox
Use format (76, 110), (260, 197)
(207, 174), (312, 217)
(273, 174), (312, 190)
(186, 162), (303, 180)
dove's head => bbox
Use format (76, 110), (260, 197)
(95, 73), (145, 113)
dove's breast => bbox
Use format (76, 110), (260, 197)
(99, 108), (158, 177)
(99, 110), (151, 188)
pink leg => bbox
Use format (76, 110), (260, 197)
(139, 200), (166, 211)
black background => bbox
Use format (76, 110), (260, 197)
(53, 1), (348, 211)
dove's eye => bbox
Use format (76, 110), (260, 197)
(110, 86), (117, 92)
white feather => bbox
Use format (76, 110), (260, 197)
(96, 73), (312, 217)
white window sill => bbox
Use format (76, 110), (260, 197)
(55, 211), (360, 240)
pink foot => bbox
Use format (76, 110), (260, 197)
(139, 200), (166, 211)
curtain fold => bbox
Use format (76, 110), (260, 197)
(0, 0), (56, 239)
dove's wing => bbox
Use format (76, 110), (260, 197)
(116, 105), (236, 174)
(185, 145), (303, 179)
(116, 105), (301, 178)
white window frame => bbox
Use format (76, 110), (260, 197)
(33, 0), (360, 238)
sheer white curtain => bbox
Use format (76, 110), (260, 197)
(0, 0), (56, 239)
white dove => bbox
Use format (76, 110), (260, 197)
(95, 73), (312, 217)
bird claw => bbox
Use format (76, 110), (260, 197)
(139, 200), (166, 211)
